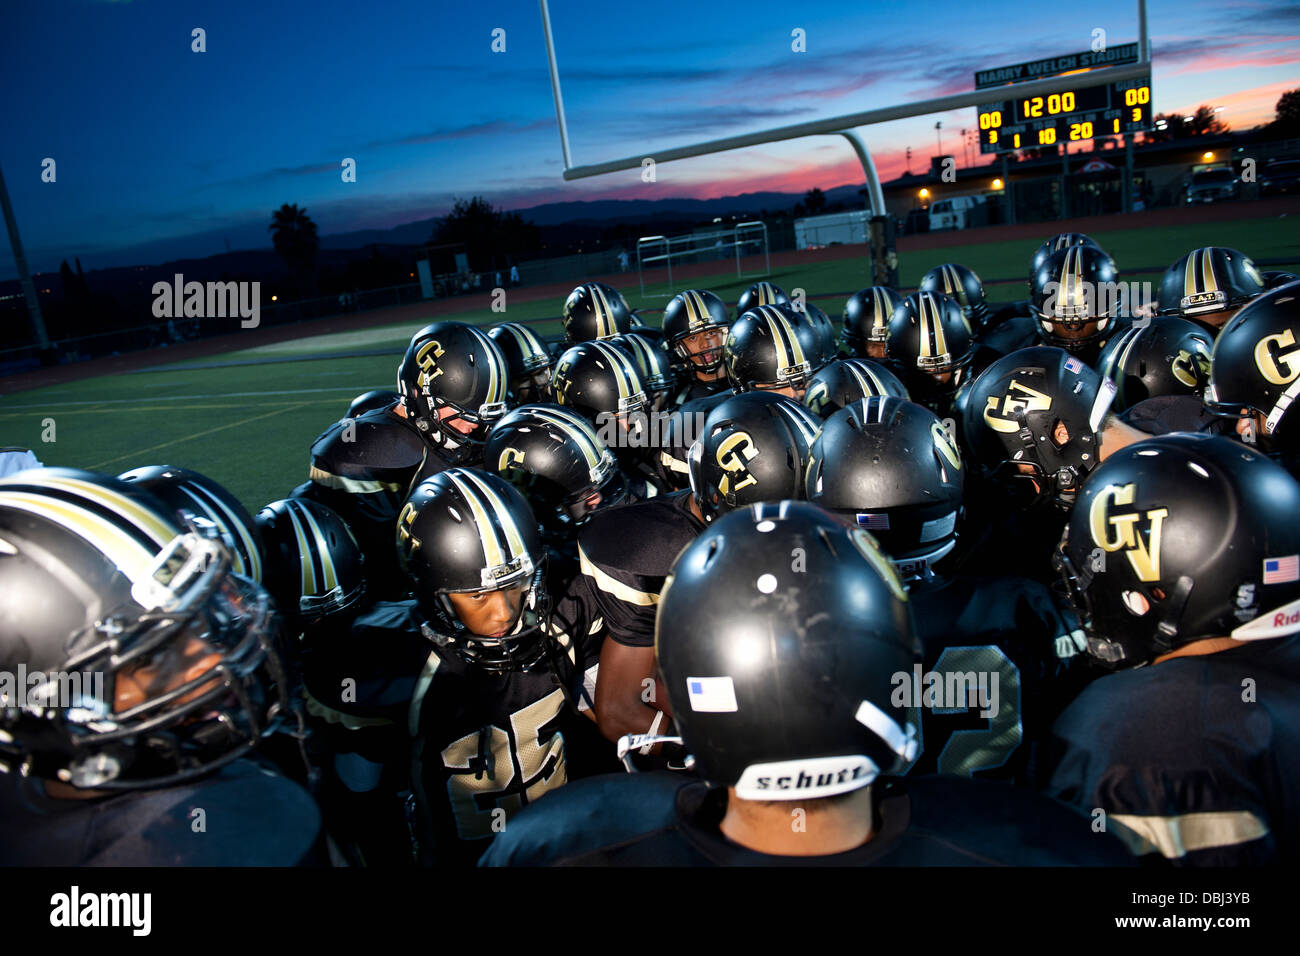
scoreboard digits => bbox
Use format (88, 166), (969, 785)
(974, 45), (1152, 154)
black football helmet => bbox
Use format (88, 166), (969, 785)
(608, 332), (675, 412)
(1029, 232), (1105, 286)
(0, 468), (290, 790)
(886, 291), (975, 407)
(919, 263), (989, 328)
(1157, 247), (1266, 327)
(1096, 318), (1213, 412)
(347, 389), (401, 418)
(1262, 271), (1299, 290)
(1204, 282), (1300, 453)
(805, 397), (964, 582)
(725, 304), (822, 396)
(118, 465), (265, 583)
(1029, 244), (1122, 353)
(662, 289), (730, 374)
(686, 392), (821, 523)
(488, 322), (553, 405)
(485, 403), (628, 538)
(736, 281), (789, 315)
(639, 502), (920, 799)
(801, 301), (839, 364)
(562, 282), (633, 343)
(963, 346), (1118, 508)
(843, 286), (904, 360)
(551, 339), (649, 438)
(803, 358), (909, 418)
(1054, 433), (1300, 669)
(398, 468), (551, 673)
(255, 497), (365, 628)
(396, 321), (509, 446)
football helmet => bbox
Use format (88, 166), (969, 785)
(255, 497), (365, 627)
(1262, 271), (1299, 290)
(962, 347), (1117, 508)
(1029, 232), (1105, 286)
(1054, 433), (1300, 668)
(725, 304), (822, 396)
(1156, 247), (1265, 326)
(398, 468), (551, 673)
(488, 322), (553, 405)
(919, 263), (989, 328)
(608, 332), (675, 413)
(118, 465), (264, 583)
(805, 397), (963, 582)
(803, 358), (909, 418)
(1203, 282), (1300, 451)
(801, 301), (839, 364)
(346, 389), (401, 419)
(843, 286), (904, 359)
(1096, 318), (1213, 412)
(885, 291), (975, 405)
(736, 281), (790, 315)
(662, 289), (730, 374)
(396, 321), (509, 446)
(1029, 244), (1122, 352)
(643, 502), (920, 799)
(686, 392), (821, 523)
(562, 282), (633, 343)
(0, 468), (289, 790)
(551, 340), (649, 435)
(485, 403), (627, 538)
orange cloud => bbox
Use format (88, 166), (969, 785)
(1165, 79), (1299, 130)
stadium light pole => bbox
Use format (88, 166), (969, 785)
(0, 159), (51, 357)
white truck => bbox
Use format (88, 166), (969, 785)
(928, 195), (984, 231)
(794, 210), (870, 250)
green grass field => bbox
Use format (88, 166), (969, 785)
(4, 211), (1297, 514)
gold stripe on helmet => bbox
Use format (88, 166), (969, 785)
(531, 406), (604, 472)
(29, 473), (175, 548)
(296, 499), (338, 592)
(283, 499), (318, 596)
(180, 483), (262, 581)
(444, 470), (508, 571)
(470, 326), (507, 405)
(0, 490), (160, 581)
(459, 468), (528, 566)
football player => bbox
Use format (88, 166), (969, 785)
(805, 397), (1090, 782)
(919, 263), (991, 331)
(346, 389), (402, 419)
(958, 347), (1149, 584)
(562, 281), (633, 344)
(802, 358), (909, 419)
(884, 291), (979, 419)
(609, 331), (675, 413)
(303, 321), (508, 600)
(488, 321), (553, 405)
(1025, 244), (1130, 365)
(725, 303), (823, 402)
(579, 392), (817, 749)
(661, 289), (732, 407)
(481, 503), (1134, 866)
(736, 280), (789, 314)
(1097, 317), (1214, 414)
(1042, 433), (1300, 865)
(1156, 246), (1266, 333)
(0, 468), (323, 865)
(842, 286), (903, 361)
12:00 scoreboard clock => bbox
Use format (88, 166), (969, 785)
(975, 42), (1152, 153)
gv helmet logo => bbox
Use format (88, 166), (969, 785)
(1088, 482), (1168, 582)
(416, 339), (446, 387)
(804, 381), (829, 415)
(1254, 329), (1300, 386)
(396, 500), (422, 559)
(1172, 347), (1210, 388)
(716, 432), (759, 496)
(930, 420), (963, 471)
(983, 380), (1053, 434)
(497, 447), (526, 473)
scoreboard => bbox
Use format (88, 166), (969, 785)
(975, 43), (1152, 154)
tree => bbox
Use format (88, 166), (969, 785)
(1148, 106), (1228, 143)
(803, 188), (827, 214)
(269, 203), (320, 295)
(432, 197), (540, 271)
(1271, 89), (1300, 137)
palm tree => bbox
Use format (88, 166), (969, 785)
(269, 203), (320, 295)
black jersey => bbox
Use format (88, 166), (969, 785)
(668, 374), (731, 411)
(303, 406), (469, 600)
(1121, 394), (1234, 437)
(945, 476), (1070, 587)
(903, 573), (1092, 784)
(480, 772), (1134, 866)
(1040, 635), (1300, 866)
(0, 758), (324, 866)
(977, 312), (1039, 357)
(575, 490), (707, 648)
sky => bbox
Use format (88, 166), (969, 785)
(1, 0), (1297, 279)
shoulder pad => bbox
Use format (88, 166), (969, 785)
(310, 409), (428, 482)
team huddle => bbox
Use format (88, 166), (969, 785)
(1, 234), (1298, 866)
